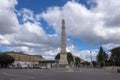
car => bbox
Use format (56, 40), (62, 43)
(33, 66), (46, 69)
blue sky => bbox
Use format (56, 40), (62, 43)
(16, 0), (89, 12)
(16, 0), (99, 50)
(0, 0), (120, 61)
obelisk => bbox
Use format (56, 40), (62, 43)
(59, 19), (68, 65)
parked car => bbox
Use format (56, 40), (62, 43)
(33, 66), (46, 69)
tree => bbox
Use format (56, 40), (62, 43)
(110, 47), (120, 66)
(92, 61), (97, 68)
(67, 52), (74, 64)
(74, 57), (81, 67)
(0, 53), (14, 68)
(55, 53), (60, 60)
(97, 46), (108, 67)
(55, 52), (74, 64)
(83, 61), (90, 66)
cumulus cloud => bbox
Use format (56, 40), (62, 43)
(0, 0), (61, 59)
(66, 44), (98, 61)
(0, 0), (120, 61)
(93, 0), (120, 27)
(0, 0), (19, 35)
(17, 8), (35, 23)
(0, 20), (61, 57)
(41, 0), (120, 46)
(103, 43), (120, 50)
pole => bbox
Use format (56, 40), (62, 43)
(90, 51), (93, 68)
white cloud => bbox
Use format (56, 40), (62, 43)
(103, 43), (120, 50)
(0, 0), (120, 61)
(0, 0), (19, 35)
(17, 8), (35, 22)
(66, 44), (98, 61)
(0, 20), (61, 53)
(0, 35), (11, 45)
(41, 0), (120, 46)
(0, 0), (61, 59)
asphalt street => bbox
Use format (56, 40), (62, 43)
(0, 68), (120, 80)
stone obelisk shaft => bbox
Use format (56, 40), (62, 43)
(61, 19), (66, 53)
(59, 19), (68, 65)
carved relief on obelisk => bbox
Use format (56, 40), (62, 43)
(59, 19), (68, 65)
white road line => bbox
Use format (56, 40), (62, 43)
(3, 72), (35, 79)
(10, 77), (34, 80)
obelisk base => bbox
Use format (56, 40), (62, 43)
(59, 53), (68, 68)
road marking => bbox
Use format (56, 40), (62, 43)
(3, 72), (35, 79)
(10, 77), (35, 80)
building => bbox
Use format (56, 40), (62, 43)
(5, 51), (44, 68)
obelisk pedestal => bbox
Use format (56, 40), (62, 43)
(59, 53), (68, 65)
(59, 19), (68, 67)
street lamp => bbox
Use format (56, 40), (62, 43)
(90, 51), (93, 68)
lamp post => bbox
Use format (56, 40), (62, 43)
(90, 51), (93, 68)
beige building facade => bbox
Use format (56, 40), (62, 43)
(5, 51), (44, 68)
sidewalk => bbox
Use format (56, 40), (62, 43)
(103, 66), (120, 72)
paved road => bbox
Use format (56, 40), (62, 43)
(0, 68), (120, 80)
